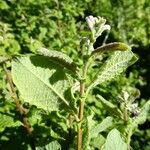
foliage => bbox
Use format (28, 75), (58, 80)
(88, 0), (150, 46)
(0, 0), (150, 150)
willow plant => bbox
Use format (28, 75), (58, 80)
(5, 16), (149, 150)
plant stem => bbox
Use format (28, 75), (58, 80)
(77, 82), (85, 150)
(127, 128), (132, 150)
(124, 107), (128, 122)
(3, 64), (35, 150)
(77, 60), (89, 150)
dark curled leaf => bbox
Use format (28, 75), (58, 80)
(92, 42), (131, 55)
(37, 48), (77, 73)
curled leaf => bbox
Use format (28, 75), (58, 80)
(92, 42), (131, 55)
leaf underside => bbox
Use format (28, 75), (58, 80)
(90, 116), (113, 139)
(105, 129), (127, 150)
(12, 56), (73, 112)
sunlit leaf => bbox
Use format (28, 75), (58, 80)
(36, 141), (61, 150)
(12, 56), (75, 112)
(90, 116), (113, 139)
(104, 129), (127, 150)
(87, 50), (137, 92)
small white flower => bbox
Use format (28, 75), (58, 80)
(86, 15), (111, 38)
(86, 15), (97, 31)
(96, 17), (110, 37)
(103, 24), (111, 31)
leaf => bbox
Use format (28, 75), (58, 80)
(90, 134), (105, 149)
(87, 50), (137, 92)
(90, 117), (113, 139)
(83, 115), (95, 150)
(104, 129), (127, 150)
(92, 42), (130, 55)
(0, 112), (22, 132)
(133, 100), (150, 125)
(37, 48), (77, 74)
(96, 95), (123, 118)
(12, 56), (74, 112)
(36, 141), (61, 150)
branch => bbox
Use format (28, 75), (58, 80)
(3, 63), (35, 149)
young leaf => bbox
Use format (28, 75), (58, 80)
(96, 95), (123, 118)
(37, 48), (77, 74)
(133, 100), (150, 125)
(92, 42), (131, 55)
(90, 134), (105, 149)
(36, 141), (61, 150)
(104, 129), (127, 150)
(11, 56), (75, 112)
(82, 115), (95, 150)
(87, 50), (137, 92)
(90, 116), (113, 139)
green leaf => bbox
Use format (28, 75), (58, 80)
(37, 48), (77, 74)
(83, 115), (95, 150)
(36, 141), (61, 150)
(90, 116), (113, 139)
(133, 100), (150, 125)
(87, 50), (137, 92)
(90, 134), (105, 149)
(12, 56), (74, 112)
(0, 112), (22, 132)
(104, 129), (127, 150)
(92, 42), (131, 55)
(96, 95), (123, 118)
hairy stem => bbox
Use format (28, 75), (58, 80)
(3, 64), (35, 150)
(77, 60), (89, 150)
(127, 128), (132, 150)
(77, 85), (85, 150)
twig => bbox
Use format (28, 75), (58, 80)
(3, 63), (35, 150)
